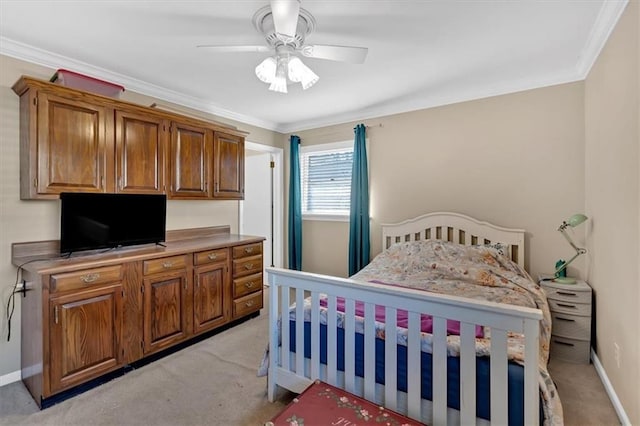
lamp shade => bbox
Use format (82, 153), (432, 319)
(566, 213), (588, 227)
(255, 57), (276, 84)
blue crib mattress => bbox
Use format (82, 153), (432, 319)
(289, 320), (543, 426)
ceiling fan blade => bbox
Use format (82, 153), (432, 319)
(270, 0), (300, 43)
(196, 45), (272, 53)
(301, 45), (368, 64)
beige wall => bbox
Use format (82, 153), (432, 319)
(585, 1), (640, 424)
(0, 55), (283, 377)
(293, 82), (586, 280)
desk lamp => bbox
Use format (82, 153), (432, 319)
(554, 213), (588, 284)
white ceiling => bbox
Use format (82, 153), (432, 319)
(0, 1), (628, 133)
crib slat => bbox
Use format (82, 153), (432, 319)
(490, 328), (509, 425)
(407, 311), (421, 420)
(432, 316), (448, 425)
(295, 289), (305, 376)
(524, 319), (540, 425)
(327, 295), (338, 385)
(310, 292), (320, 380)
(384, 306), (398, 411)
(281, 286), (290, 371)
(344, 298), (356, 393)
(364, 302), (376, 401)
(460, 322), (477, 424)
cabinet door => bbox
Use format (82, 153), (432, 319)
(49, 284), (122, 393)
(36, 91), (107, 194)
(115, 109), (167, 194)
(143, 270), (190, 353)
(213, 132), (244, 199)
(193, 261), (229, 334)
(168, 122), (212, 199)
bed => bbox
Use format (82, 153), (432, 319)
(261, 212), (563, 425)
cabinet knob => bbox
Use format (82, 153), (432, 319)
(80, 273), (100, 283)
(163, 262), (173, 268)
(244, 263), (254, 270)
(244, 247), (254, 254)
(245, 282), (254, 289)
(245, 300), (255, 307)
(208, 253), (218, 260)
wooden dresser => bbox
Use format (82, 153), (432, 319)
(12, 226), (264, 408)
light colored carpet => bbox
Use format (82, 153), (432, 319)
(0, 287), (621, 426)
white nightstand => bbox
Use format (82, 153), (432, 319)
(539, 278), (592, 363)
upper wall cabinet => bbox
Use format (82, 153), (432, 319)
(12, 76), (248, 200)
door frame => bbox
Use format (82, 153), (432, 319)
(239, 141), (283, 269)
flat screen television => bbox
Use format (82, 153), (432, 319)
(60, 192), (167, 254)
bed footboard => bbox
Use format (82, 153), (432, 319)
(266, 267), (542, 426)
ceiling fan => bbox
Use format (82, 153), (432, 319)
(197, 0), (368, 93)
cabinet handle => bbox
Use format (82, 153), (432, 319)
(553, 339), (575, 347)
(208, 253), (218, 260)
(244, 263), (254, 270)
(54, 306), (59, 324)
(163, 262), (173, 268)
(244, 247), (254, 254)
(80, 273), (100, 283)
(245, 300), (255, 307)
(557, 291), (577, 297)
(245, 282), (254, 289)
(555, 316), (576, 322)
(556, 303), (577, 309)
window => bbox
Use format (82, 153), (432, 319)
(300, 141), (354, 220)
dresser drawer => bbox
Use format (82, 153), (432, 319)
(550, 335), (591, 363)
(543, 286), (591, 304)
(50, 265), (123, 293)
(143, 255), (188, 275)
(194, 248), (228, 265)
(548, 299), (591, 316)
(551, 312), (591, 340)
(232, 242), (263, 259)
(232, 254), (262, 278)
(233, 291), (263, 317)
(233, 273), (262, 298)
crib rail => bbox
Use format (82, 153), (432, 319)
(266, 267), (542, 426)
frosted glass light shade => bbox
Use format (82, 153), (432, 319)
(269, 75), (288, 93)
(287, 56), (319, 90)
(567, 213), (588, 227)
(255, 57), (277, 83)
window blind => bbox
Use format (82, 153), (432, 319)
(301, 148), (353, 215)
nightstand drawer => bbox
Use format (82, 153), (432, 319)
(550, 336), (590, 363)
(543, 286), (591, 304)
(548, 299), (591, 316)
(551, 312), (590, 340)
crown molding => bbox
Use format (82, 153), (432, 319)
(576, 0), (629, 78)
(0, 37), (280, 132)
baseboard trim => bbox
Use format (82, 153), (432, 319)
(0, 370), (21, 387)
(591, 349), (631, 426)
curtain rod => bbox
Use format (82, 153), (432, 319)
(365, 123), (383, 129)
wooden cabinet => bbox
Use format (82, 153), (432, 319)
(142, 255), (191, 354)
(15, 230), (263, 408)
(231, 242), (263, 318)
(115, 109), (167, 194)
(48, 265), (124, 394)
(213, 132), (244, 199)
(168, 121), (212, 199)
(12, 76), (247, 200)
(26, 90), (109, 198)
(193, 248), (230, 333)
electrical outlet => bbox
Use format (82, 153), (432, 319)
(614, 342), (621, 368)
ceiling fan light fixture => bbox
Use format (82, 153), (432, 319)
(287, 56), (319, 90)
(268, 55), (288, 93)
(255, 57), (277, 83)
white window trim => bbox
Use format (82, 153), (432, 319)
(299, 139), (370, 222)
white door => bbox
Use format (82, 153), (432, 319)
(243, 152), (274, 269)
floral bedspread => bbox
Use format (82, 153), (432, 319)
(260, 240), (563, 425)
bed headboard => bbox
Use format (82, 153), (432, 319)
(381, 212), (526, 269)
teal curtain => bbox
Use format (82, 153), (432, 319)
(288, 135), (302, 270)
(348, 124), (370, 275)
